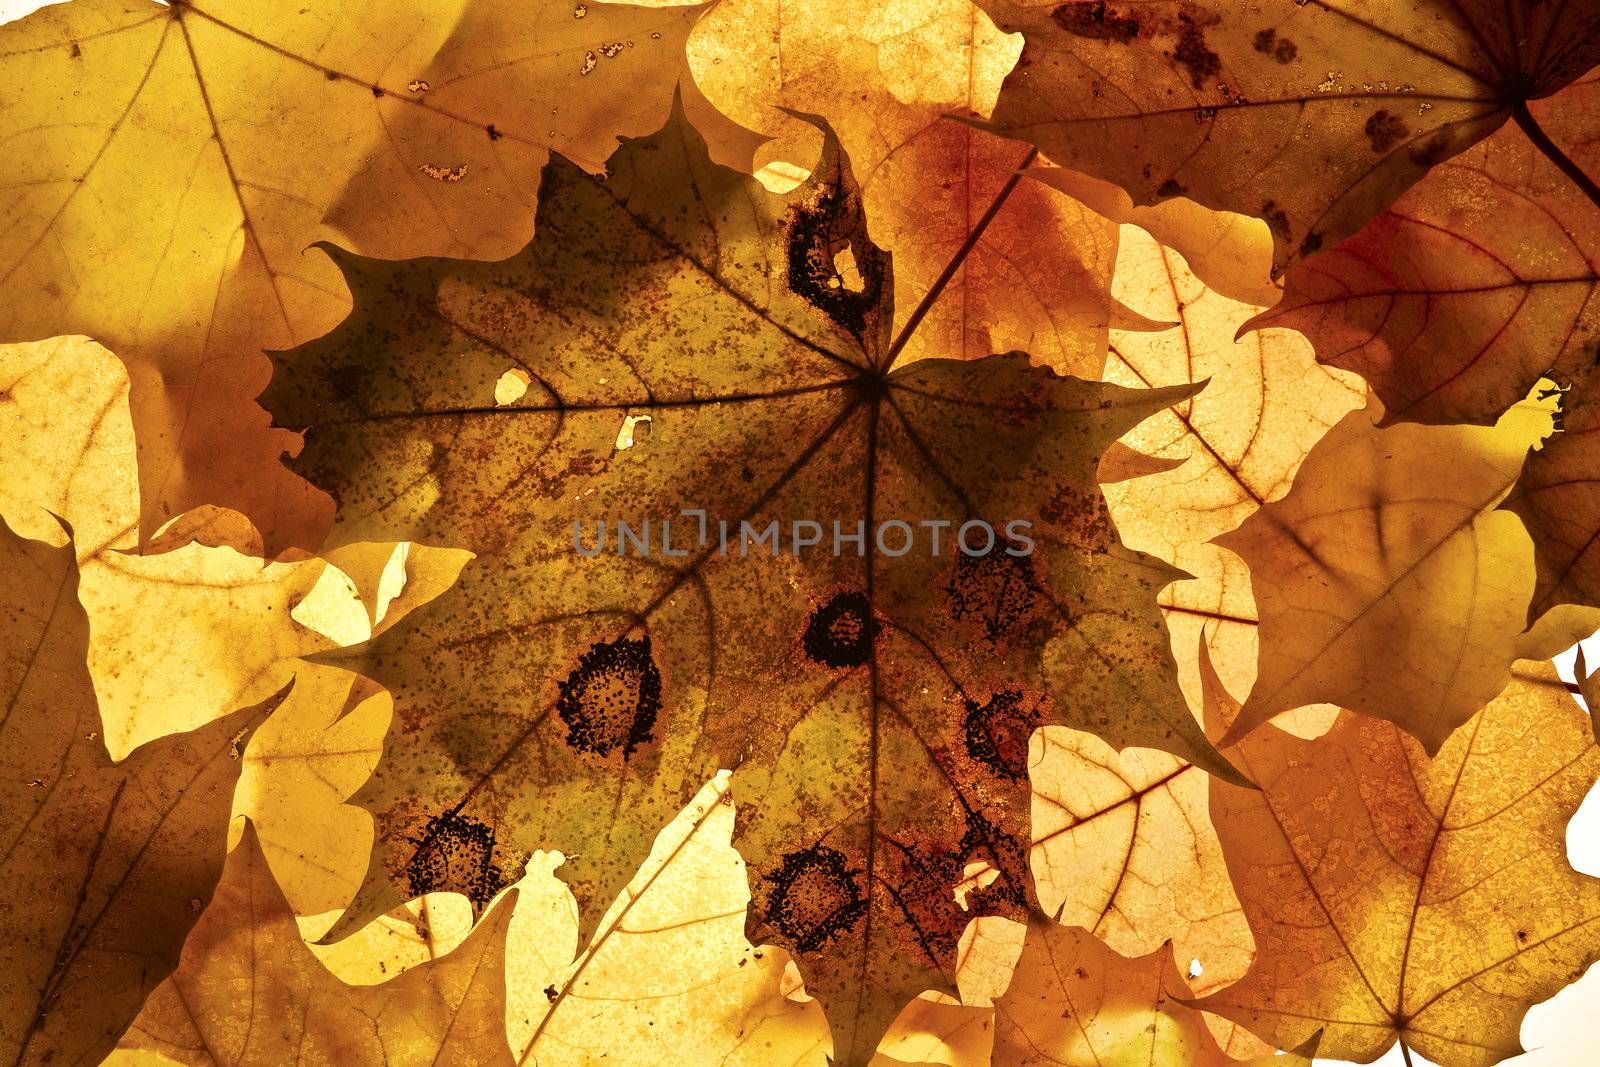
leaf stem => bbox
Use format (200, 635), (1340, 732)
(1401, 1041), (1416, 1067)
(1512, 101), (1600, 212)
(880, 144), (1039, 372)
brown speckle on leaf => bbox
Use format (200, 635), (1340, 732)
(1364, 109), (1409, 153)
(1261, 199), (1291, 241)
(1170, 14), (1222, 89)
(405, 811), (506, 908)
(1252, 28), (1297, 63)
(963, 690), (1042, 780)
(945, 549), (1045, 640)
(1051, 1), (1141, 41)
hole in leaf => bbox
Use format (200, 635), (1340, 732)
(614, 413), (652, 450)
(494, 368), (531, 406)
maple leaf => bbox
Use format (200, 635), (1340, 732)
(975, 0), (1600, 272)
(0, 0), (733, 555)
(0, 335), (472, 915)
(513, 775), (826, 1066)
(1251, 71), (1600, 624)
(1029, 728), (1253, 993)
(989, 917), (1320, 1067)
(873, 918), (1026, 1066)
(120, 821), (518, 1066)
(1198, 644), (1600, 1065)
(1096, 224), (1363, 705)
(0, 337), (332, 754)
(0, 514), (287, 1066)
(1029, 166), (1282, 307)
(689, 0), (1126, 375)
(1215, 390), (1555, 752)
(263, 103), (1243, 1063)
(1020, 227), (1362, 976)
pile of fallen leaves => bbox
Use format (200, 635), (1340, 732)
(3, 0), (1599, 1064)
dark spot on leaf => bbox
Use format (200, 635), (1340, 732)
(1052, 1), (1141, 41)
(1171, 14), (1222, 89)
(964, 690), (1042, 780)
(487, 123), (502, 141)
(556, 635), (662, 757)
(324, 70), (338, 81)
(1261, 199), (1291, 241)
(1517, 929), (1530, 943)
(1076, 966), (1089, 979)
(1252, 28), (1297, 63)
(371, 85), (385, 98)
(945, 550), (1043, 640)
(784, 182), (887, 340)
(1299, 231), (1324, 257)
(544, 984), (560, 1001)
(1042, 484), (1112, 548)
(803, 591), (879, 668)
(1365, 109), (1409, 154)
(1157, 177), (1186, 196)
(958, 810), (1029, 911)
(406, 811), (506, 909)
(764, 845), (868, 952)
(1409, 131), (1453, 167)
(68, 41), (81, 59)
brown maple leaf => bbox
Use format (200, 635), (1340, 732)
(0, 0), (737, 555)
(990, 917), (1320, 1066)
(0, 337), (332, 756)
(1021, 227), (1363, 975)
(263, 104), (1242, 1063)
(1252, 71), (1600, 623)
(121, 821), (518, 1066)
(1029, 727), (1253, 993)
(1215, 391), (1555, 752)
(689, 0), (1126, 376)
(0, 514), (287, 1066)
(513, 775), (826, 1065)
(1198, 643), (1600, 1066)
(975, 0), (1600, 273)
(1095, 224), (1363, 704)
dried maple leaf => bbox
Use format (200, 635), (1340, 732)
(233, 664), (400, 918)
(264, 105), (1241, 1063)
(875, 918), (1025, 1066)
(990, 917), (1319, 1067)
(1025, 227), (1362, 971)
(1029, 166), (1281, 308)
(1029, 728), (1252, 993)
(0, 337), (330, 755)
(689, 0), (1121, 375)
(1252, 71), (1600, 625)
(0, 335), (468, 914)
(976, 0), (1600, 273)
(512, 776), (826, 1066)
(0, 0), (731, 554)
(1198, 645), (1600, 1065)
(119, 822), (518, 1066)
(1097, 224), (1363, 708)
(1215, 391), (1554, 752)
(0, 515), (286, 1066)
